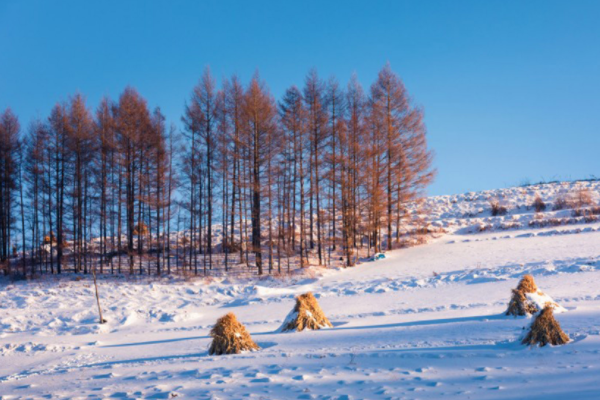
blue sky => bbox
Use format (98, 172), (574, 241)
(1, 0), (599, 195)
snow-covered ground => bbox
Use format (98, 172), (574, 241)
(2, 181), (600, 399)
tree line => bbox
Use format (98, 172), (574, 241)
(0, 64), (434, 277)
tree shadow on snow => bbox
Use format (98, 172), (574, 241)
(101, 331), (282, 350)
(331, 313), (507, 332)
(87, 352), (209, 369)
(256, 341), (277, 350)
(0, 352), (209, 383)
(331, 321), (349, 327)
(101, 335), (209, 348)
(368, 341), (520, 354)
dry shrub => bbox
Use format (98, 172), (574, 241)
(280, 292), (333, 332)
(221, 240), (241, 253)
(522, 306), (569, 347)
(552, 194), (569, 211)
(554, 189), (595, 211)
(572, 188), (594, 209)
(477, 223), (492, 232)
(532, 195), (546, 212)
(532, 212), (545, 221)
(500, 221), (522, 230)
(416, 235), (429, 245)
(398, 235), (429, 248)
(181, 266), (196, 282)
(299, 267), (319, 280)
(414, 224), (438, 235)
(0, 261), (8, 275)
(43, 231), (57, 244)
(506, 275), (538, 317)
(572, 206), (600, 218)
(208, 313), (260, 355)
(529, 217), (566, 228)
(490, 199), (508, 216)
(133, 222), (149, 236)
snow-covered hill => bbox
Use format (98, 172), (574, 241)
(2, 180), (600, 399)
(420, 179), (600, 233)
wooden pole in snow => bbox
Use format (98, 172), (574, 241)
(91, 266), (106, 324)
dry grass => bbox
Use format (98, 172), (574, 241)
(500, 221), (522, 230)
(208, 312), (260, 355)
(516, 274), (538, 293)
(490, 199), (508, 216)
(553, 188), (595, 211)
(506, 275), (538, 317)
(572, 206), (600, 218)
(506, 289), (538, 316)
(529, 213), (600, 228)
(398, 235), (430, 248)
(522, 306), (569, 347)
(280, 292), (333, 332)
(477, 223), (492, 232)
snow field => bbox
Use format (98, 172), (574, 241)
(2, 181), (600, 399)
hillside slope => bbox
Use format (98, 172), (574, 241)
(1, 181), (600, 399)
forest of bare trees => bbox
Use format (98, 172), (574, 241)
(0, 64), (434, 278)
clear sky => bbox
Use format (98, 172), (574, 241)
(1, 0), (599, 196)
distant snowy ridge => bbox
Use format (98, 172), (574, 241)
(417, 179), (600, 235)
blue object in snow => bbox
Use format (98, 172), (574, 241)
(372, 253), (386, 261)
